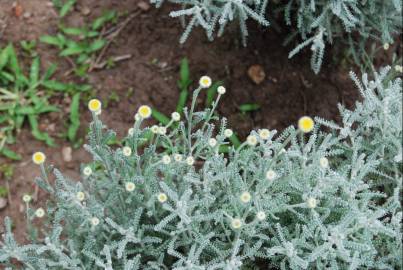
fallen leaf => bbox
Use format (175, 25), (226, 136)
(247, 65), (266, 84)
(13, 2), (23, 18)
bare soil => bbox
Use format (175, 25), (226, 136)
(0, 0), (398, 244)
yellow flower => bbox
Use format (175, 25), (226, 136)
(157, 193), (168, 203)
(231, 218), (242, 229)
(240, 191), (251, 203)
(35, 208), (45, 218)
(199, 76), (212, 88)
(32, 152), (46, 165)
(88, 99), (102, 112)
(125, 182), (136, 192)
(298, 116), (314, 133)
(76, 191), (85, 202)
(138, 105), (152, 119)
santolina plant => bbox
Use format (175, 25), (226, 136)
(151, 0), (402, 73)
(1, 67), (402, 269)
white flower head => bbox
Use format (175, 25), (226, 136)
(199, 76), (212, 88)
(246, 135), (258, 146)
(35, 208), (45, 218)
(128, 128), (134, 136)
(256, 211), (266, 221)
(83, 166), (92, 177)
(162, 155), (171, 165)
(125, 182), (136, 192)
(174, 154), (183, 162)
(76, 191), (85, 202)
(319, 157), (329, 168)
(151, 125), (159, 134)
(231, 218), (242, 229)
(240, 191), (251, 203)
(171, 112), (181, 121)
(395, 65), (403, 73)
(134, 113), (141, 121)
(306, 197), (318, 209)
(208, 138), (217, 147)
(258, 129), (270, 140)
(123, 146), (132, 157)
(224, 129), (233, 138)
(22, 194), (32, 203)
(157, 193), (168, 203)
(217, 86), (226, 95)
(383, 43), (390, 50)
(158, 126), (167, 135)
(186, 156), (195, 166)
(266, 170), (277, 181)
(91, 217), (100, 226)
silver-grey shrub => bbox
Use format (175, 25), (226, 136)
(0, 66), (402, 269)
(152, 0), (402, 73)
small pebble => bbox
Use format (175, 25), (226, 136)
(137, 1), (151, 11)
(62, 146), (73, 162)
(247, 64), (266, 85)
(23, 12), (31, 19)
(80, 6), (91, 16)
(0, 197), (7, 210)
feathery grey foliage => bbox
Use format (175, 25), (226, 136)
(1, 66), (402, 269)
(152, 0), (402, 73)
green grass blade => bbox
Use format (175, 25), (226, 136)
(152, 109), (170, 126)
(229, 133), (242, 148)
(67, 93), (81, 141)
(30, 57), (40, 86)
(60, 0), (76, 17)
(239, 103), (261, 112)
(176, 90), (188, 114)
(0, 147), (21, 160)
(206, 81), (223, 107)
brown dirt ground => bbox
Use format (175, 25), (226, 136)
(0, 0), (399, 247)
